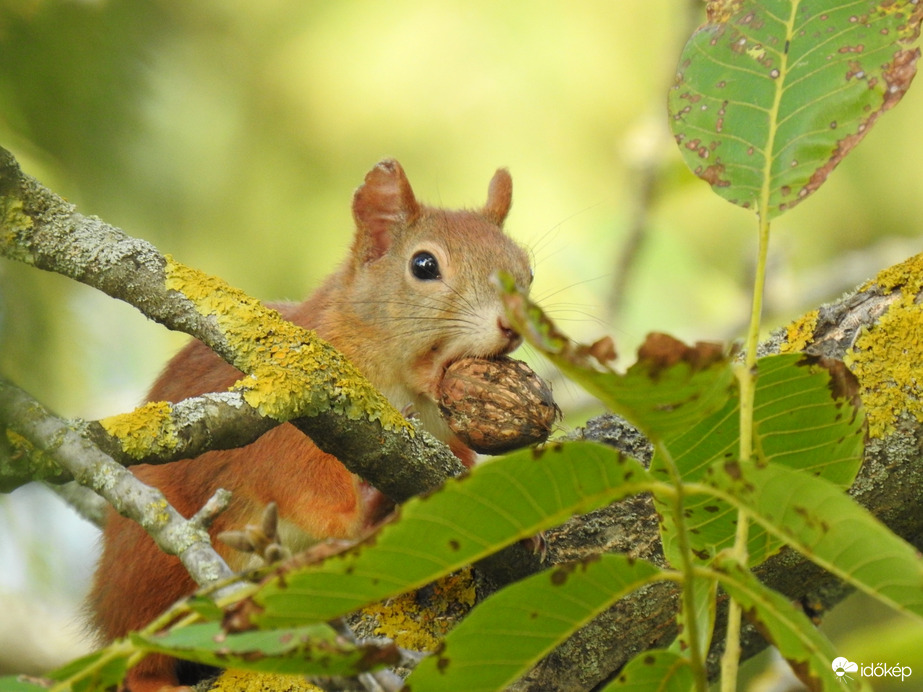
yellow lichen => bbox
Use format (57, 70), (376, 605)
(99, 401), (179, 459)
(162, 256), (409, 433)
(209, 670), (322, 692)
(361, 569), (477, 652)
(149, 497), (171, 525)
(0, 196), (33, 249)
(4, 429), (59, 480)
(844, 254), (923, 439)
(780, 308), (819, 354)
(860, 252), (923, 294)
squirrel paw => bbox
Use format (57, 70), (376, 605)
(218, 502), (291, 564)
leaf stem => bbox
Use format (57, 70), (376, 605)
(722, 211), (772, 691)
(655, 442), (709, 692)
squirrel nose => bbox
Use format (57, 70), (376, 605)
(498, 317), (522, 353)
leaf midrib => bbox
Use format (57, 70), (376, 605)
(759, 0), (800, 219)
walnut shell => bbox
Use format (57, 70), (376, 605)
(438, 356), (558, 454)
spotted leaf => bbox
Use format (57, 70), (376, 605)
(668, 0), (923, 218)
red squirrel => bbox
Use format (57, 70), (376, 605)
(88, 159), (533, 692)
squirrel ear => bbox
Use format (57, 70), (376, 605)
(352, 159), (421, 262)
(483, 168), (512, 226)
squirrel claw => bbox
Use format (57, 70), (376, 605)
(217, 502), (291, 564)
(520, 531), (548, 561)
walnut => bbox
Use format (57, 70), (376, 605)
(438, 357), (558, 454)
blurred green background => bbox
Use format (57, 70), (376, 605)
(0, 0), (921, 687)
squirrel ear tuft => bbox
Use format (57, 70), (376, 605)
(483, 168), (512, 227)
(352, 159), (420, 262)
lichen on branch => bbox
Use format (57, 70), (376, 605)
(0, 146), (464, 505)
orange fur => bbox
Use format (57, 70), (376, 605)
(88, 160), (531, 691)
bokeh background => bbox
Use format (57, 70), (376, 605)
(1, 1), (921, 688)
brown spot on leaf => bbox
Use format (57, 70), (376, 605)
(883, 48), (920, 108)
(798, 355), (862, 414)
(799, 47), (919, 209)
(358, 640), (403, 670)
(222, 599), (262, 634)
(695, 162), (731, 187)
(846, 60), (867, 81)
(724, 459), (742, 479)
(636, 333), (726, 377)
(584, 336), (617, 364)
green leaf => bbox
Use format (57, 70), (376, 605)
(713, 556), (871, 691)
(132, 622), (397, 676)
(668, 0), (923, 219)
(405, 554), (666, 692)
(659, 354), (864, 566)
(674, 572), (717, 664)
(496, 273), (735, 444)
(247, 442), (654, 628)
(706, 461), (923, 619)
(601, 649), (695, 692)
(47, 649), (129, 692)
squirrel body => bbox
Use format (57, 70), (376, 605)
(88, 160), (531, 692)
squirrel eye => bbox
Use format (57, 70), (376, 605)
(410, 251), (441, 281)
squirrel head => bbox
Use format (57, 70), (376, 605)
(334, 159), (532, 406)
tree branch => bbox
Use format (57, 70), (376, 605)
(0, 146), (465, 505)
(0, 377), (234, 587)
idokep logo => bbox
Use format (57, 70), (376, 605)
(832, 657), (858, 683)
(832, 656), (913, 684)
